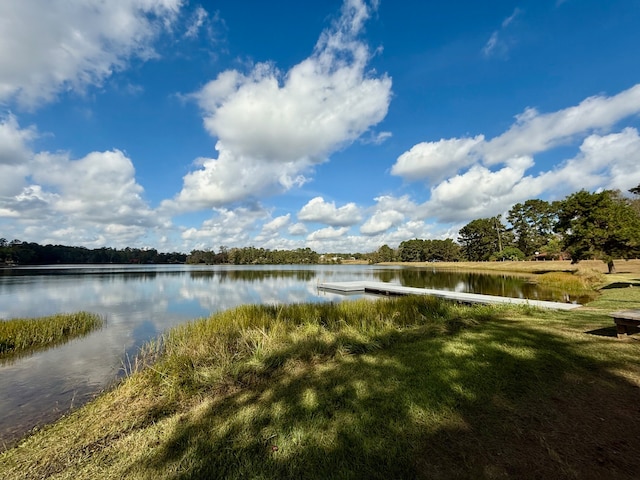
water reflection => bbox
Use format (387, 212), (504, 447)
(0, 264), (583, 448)
(395, 267), (593, 304)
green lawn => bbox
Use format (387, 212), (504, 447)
(1, 286), (639, 479)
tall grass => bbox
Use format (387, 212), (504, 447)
(0, 312), (103, 360)
(141, 297), (473, 401)
(535, 268), (604, 290)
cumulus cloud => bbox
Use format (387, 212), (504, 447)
(393, 84), (640, 190)
(31, 150), (159, 226)
(483, 84), (640, 164)
(307, 226), (349, 241)
(166, 0), (392, 212)
(181, 206), (267, 249)
(359, 195), (417, 235)
(261, 214), (291, 234)
(298, 196), (362, 226)
(390, 84), (640, 225)
(422, 156), (535, 222)
(0, 0), (183, 109)
(0, 115), (36, 196)
(535, 127), (640, 193)
(391, 135), (484, 184)
(0, 144), (165, 247)
(288, 223), (308, 236)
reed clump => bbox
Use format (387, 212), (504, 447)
(534, 267), (604, 293)
(0, 312), (103, 360)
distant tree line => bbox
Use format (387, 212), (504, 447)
(0, 240), (186, 265)
(187, 246), (320, 265)
(3, 186), (639, 273)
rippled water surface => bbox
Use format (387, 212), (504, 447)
(0, 264), (580, 446)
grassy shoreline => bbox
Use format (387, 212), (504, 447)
(0, 312), (103, 362)
(1, 264), (639, 479)
(380, 258), (640, 276)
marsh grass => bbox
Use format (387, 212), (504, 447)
(0, 312), (103, 361)
(531, 268), (604, 300)
(2, 289), (640, 479)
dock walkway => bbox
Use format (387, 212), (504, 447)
(317, 281), (581, 311)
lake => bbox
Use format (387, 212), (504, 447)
(0, 263), (580, 447)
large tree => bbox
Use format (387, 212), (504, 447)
(507, 199), (556, 257)
(555, 189), (640, 273)
(425, 239), (462, 262)
(458, 216), (510, 261)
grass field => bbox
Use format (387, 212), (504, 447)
(1, 262), (639, 479)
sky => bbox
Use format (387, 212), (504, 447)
(1, 0), (640, 254)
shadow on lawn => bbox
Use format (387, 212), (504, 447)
(600, 282), (640, 290)
(135, 319), (640, 480)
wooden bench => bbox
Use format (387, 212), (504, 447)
(610, 310), (640, 338)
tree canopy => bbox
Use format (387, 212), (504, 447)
(458, 216), (511, 261)
(554, 189), (640, 273)
(507, 199), (556, 257)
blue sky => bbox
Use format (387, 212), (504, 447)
(1, 0), (640, 253)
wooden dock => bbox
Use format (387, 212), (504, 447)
(317, 281), (581, 310)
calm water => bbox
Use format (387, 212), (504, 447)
(0, 264), (579, 446)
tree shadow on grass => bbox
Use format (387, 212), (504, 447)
(585, 326), (619, 337)
(600, 282), (640, 290)
(133, 319), (640, 480)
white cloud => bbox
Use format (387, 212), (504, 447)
(0, 114), (35, 165)
(261, 214), (291, 234)
(0, 0), (183, 108)
(482, 32), (500, 57)
(184, 6), (208, 39)
(31, 150), (159, 226)
(0, 145), (166, 247)
(421, 156), (535, 222)
(360, 130), (392, 145)
(391, 135), (484, 183)
(288, 223), (308, 236)
(482, 8), (521, 58)
(393, 84), (640, 185)
(502, 8), (522, 28)
(307, 226), (349, 241)
(483, 84), (640, 164)
(167, 0), (392, 211)
(360, 210), (405, 236)
(359, 195), (417, 235)
(181, 206), (267, 249)
(537, 127), (640, 193)
(298, 196), (362, 226)
(0, 114), (36, 196)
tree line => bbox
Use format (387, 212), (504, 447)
(3, 186), (639, 272)
(0, 240), (186, 265)
(369, 186), (640, 273)
(186, 246), (320, 265)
